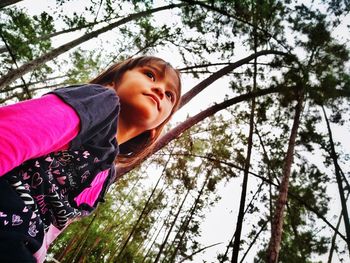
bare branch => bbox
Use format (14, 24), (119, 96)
(179, 50), (289, 108)
(0, 3), (185, 89)
(117, 85), (282, 177)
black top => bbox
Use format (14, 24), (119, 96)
(51, 84), (120, 168)
(3, 84), (120, 231)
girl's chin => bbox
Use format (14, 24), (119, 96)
(121, 108), (157, 128)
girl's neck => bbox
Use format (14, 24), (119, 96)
(117, 117), (142, 144)
(104, 84), (142, 144)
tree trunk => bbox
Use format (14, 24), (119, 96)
(134, 206), (164, 256)
(153, 190), (190, 263)
(267, 91), (304, 262)
(230, 81), (256, 262)
(321, 105), (350, 252)
(64, 214), (97, 262)
(113, 151), (173, 261)
(327, 192), (349, 263)
(169, 173), (210, 262)
(240, 220), (268, 263)
(141, 215), (168, 263)
(168, 150), (348, 243)
(55, 232), (81, 261)
(220, 181), (264, 263)
(231, 13), (258, 260)
(0, 3), (183, 89)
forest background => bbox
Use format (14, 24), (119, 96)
(0, 0), (349, 262)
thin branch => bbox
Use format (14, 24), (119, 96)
(179, 50), (289, 108)
(178, 62), (233, 71)
(117, 85), (283, 177)
(179, 242), (222, 263)
(2, 74), (69, 93)
(0, 29), (31, 98)
(0, 3), (185, 89)
(156, 151), (348, 243)
(180, 0), (293, 53)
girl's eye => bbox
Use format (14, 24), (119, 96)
(165, 91), (175, 102)
(145, 71), (155, 81)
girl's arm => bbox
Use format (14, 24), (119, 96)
(0, 84), (119, 177)
(0, 94), (80, 176)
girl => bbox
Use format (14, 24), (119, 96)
(0, 56), (181, 262)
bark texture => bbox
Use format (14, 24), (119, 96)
(322, 105), (350, 251)
(267, 91), (304, 262)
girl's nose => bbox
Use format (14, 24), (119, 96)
(151, 86), (164, 99)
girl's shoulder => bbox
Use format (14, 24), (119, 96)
(48, 84), (120, 151)
(49, 83), (119, 110)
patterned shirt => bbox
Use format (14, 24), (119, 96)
(0, 84), (120, 262)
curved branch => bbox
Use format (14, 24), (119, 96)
(0, 3), (184, 89)
(117, 85), (282, 176)
(179, 50), (289, 108)
(0, 20), (111, 57)
(157, 152), (348, 243)
(179, 242), (222, 263)
(180, 0), (292, 53)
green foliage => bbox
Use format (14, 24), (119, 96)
(66, 48), (102, 83)
(0, 8), (54, 62)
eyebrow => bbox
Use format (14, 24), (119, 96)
(147, 65), (165, 78)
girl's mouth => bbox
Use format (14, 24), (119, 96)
(144, 94), (160, 110)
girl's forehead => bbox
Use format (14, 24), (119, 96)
(140, 60), (170, 76)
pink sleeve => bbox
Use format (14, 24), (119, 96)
(0, 94), (80, 176)
(74, 169), (110, 207)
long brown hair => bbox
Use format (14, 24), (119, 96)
(89, 56), (182, 167)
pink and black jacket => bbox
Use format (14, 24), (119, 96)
(0, 84), (120, 262)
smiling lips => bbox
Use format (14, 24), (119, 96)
(145, 94), (160, 110)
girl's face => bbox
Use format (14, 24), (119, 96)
(115, 64), (180, 132)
